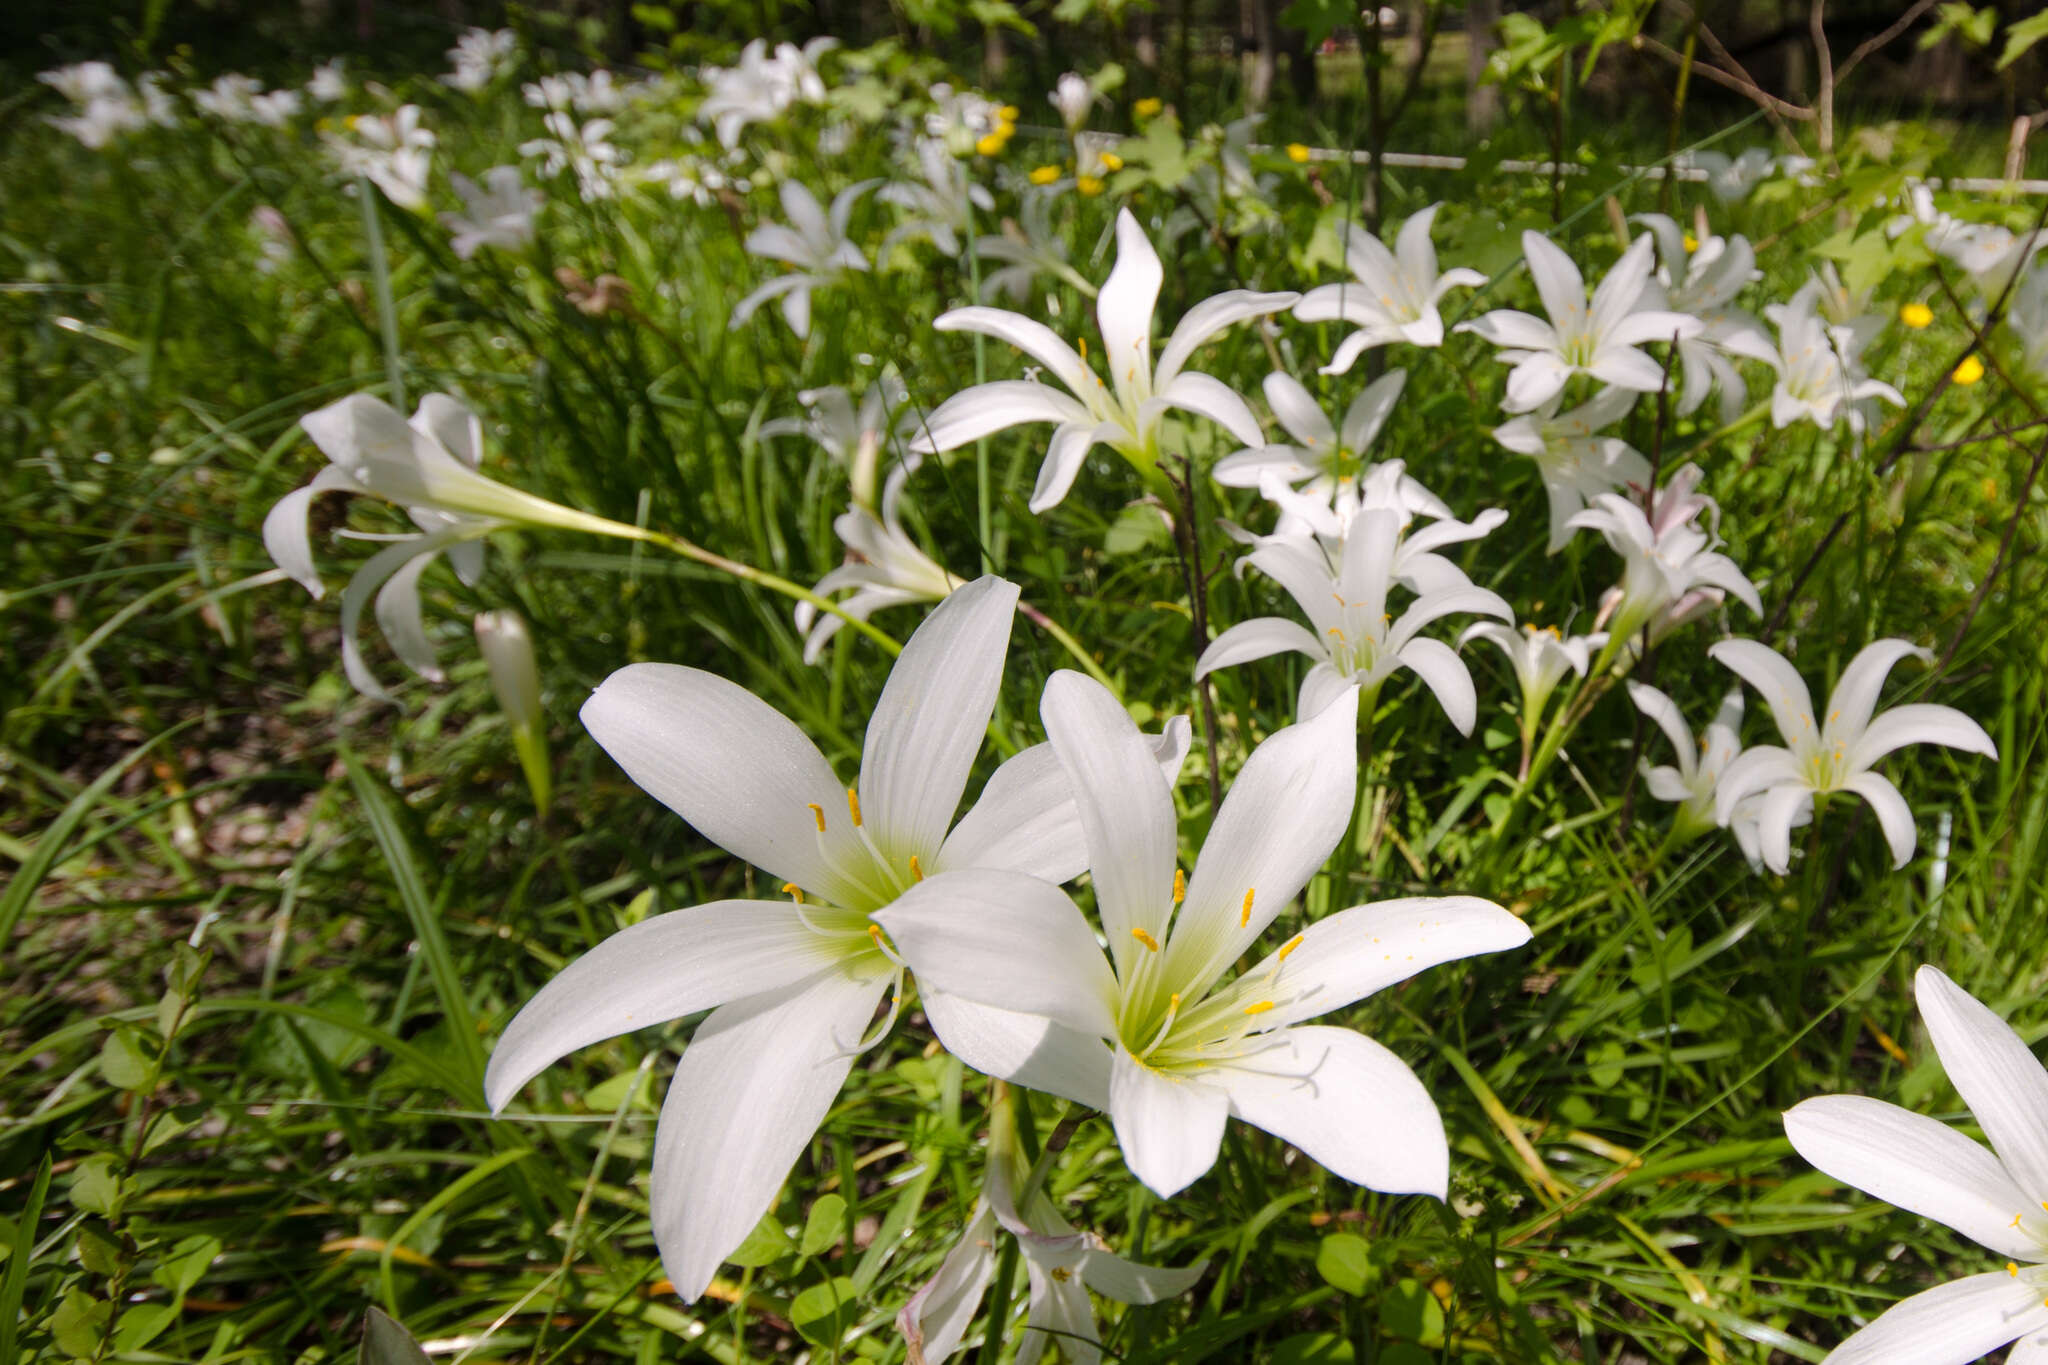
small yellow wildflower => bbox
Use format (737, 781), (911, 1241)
(1076, 175), (1104, 197)
(1028, 164), (1062, 185)
(1099, 151), (1124, 172)
(975, 132), (1007, 157)
(1953, 354), (1986, 385)
(1134, 97), (1162, 118)
(998, 105), (1019, 121)
(1900, 302), (1934, 329)
(1682, 231), (1699, 252)
(1286, 142), (1311, 163)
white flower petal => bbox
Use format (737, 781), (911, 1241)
(1395, 636), (1479, 735)
(1339, 369), (1406, 453)
(1028, 421), (1110, 514)
(580, 664), (864, 904)
(1754, 782), (1811, 874)
(1713, 745), (1803, 819)
(1851, 704), (1999, 770)
(1108, 1048), (1230, 1197)
(935, 306), (1095, 401)
(1194, 617), (1326, 679)
(1154, 289), (1297, 389)
(1298, 662), (1354, 721)
(1627, 682), (1699, 780)
(1097, 209), (1162, 400)
(372, 551), (444, 682)
(1709, 639), (1818, 750)
(876, 869), (1120, 1039)
(1220, 1026), (1447, 1196)
(1157, 371), (1266, 447)
(1166, 687), (1359, 993)
(1823, 639), (1928, 742)
(1817, 1271), (2048, 1365)
(1458, 310), (1557, 352)
(263, 466), (364, 599)
(1783, 1095), (2043, 1260)
(1075, 1246), (1207, 1304)
(898, 1204), (997, 1364)
(1502, 353), (1571, 413)
(1253, 897), (1531, 1030)
(911, 381), (1095, 452)
(918, 990), (1113, 1109)
(859, 575), (1018, 865)
(1916, 965), (2048, 1206)
(484, 900), (847, 1112)
(652, 967), (890, 1301)
(1262, 372), (1337, 450)
(1522, 231), (1586, 328)
(1843, 770), (1918, 868)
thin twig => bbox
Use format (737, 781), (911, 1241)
(1835, 0), (1939, 83)
(1159, 453), (1224, 811)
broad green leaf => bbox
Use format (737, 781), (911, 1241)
(1313, 1232), (1373, 1296)
(360, 1307), (433, 1365)
(1998, 9), (2048, 66)
(800, 1192), (847, 1256)
(790, 1275), (861, 1345)
(726, 1211), (793, 1269)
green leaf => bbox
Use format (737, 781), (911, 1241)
(800, 1193), (847, 1257)
(1378, 1277), (1446, 1347)
(151, 1235), (220, 1298)
(98, 1026), (155, 1092)
(789, 1275), (861, 1345)
(0, 1155), (51, 1365)
(1279, 0), (1353, 51)
(360, 1307), (434, 1365)
(1998, 9), (2048, 67)
(75, 1223), (126, 1278)
(725, 1211), (793, 1269)
(1104, 504), (1172, 556)
(1313, 1232), (1373, 1296)
(70, 1155), (123, 1217)
(49, 1289), (111, 1359)
(112, 1302), (179, 1353)
(1270, 1333), (1355, 1364)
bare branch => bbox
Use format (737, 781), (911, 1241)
(1836, 0), (1938, 82)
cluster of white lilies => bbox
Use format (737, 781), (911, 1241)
(82, 28), (2027, 1363)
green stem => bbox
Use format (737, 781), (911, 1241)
(639, 531), (904, 658)
(356, 177), (406, 410)
(1019, 600), (1120, 695)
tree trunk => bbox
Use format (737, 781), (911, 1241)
(1466, 0), (1501, 134)
(984, 23), (1008, 82)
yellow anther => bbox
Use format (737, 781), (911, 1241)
(1169, 992), (1181, 1009)
(807, 803), (827, 832)
(909, 854), (925, 882)
(1131, 927), (1162, 952)
(1242, 1000), (1274, 1016)
(781, 882), (804, 904)
(868, 924), (884, 946)
(1278, 933), (1304, 961)
(2011, 1262), (2021, 1277)
(1078, 336), (1088, 361)
(1240, 888), (1255, 927)
(1328, 626), (1345, 638)
(847, 786), (863, 826)
(1173, 868), (1186, 904)
(2014, 1213), (2026, 1228)
(1051, 1265), (1073, 1282)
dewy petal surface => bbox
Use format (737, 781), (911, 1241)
(1109, 1047), (1231, 1197)
(1783, 1094), (2043, 1260)
(859, 575), (1018, 865)
(580, 664), (859, 904)
(651, 967), (890, 1301)
(1916, 966), (2048, 1204)
(1219, 1026), (1449, 1197)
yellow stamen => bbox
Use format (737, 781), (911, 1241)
(2014, 1213), (2026, 1228)
(807, 803), (826, 832)
(2011, 1262), (2021, 1277)
(868, 924), (884, 947)
(908, 854), (924, 882)
(1132, 927), (1162, 952)
(1278, 933), (1304, 961)
(781, 882), (804, 904)
(1078, 336), (1088, 361)
(1173, 868), (1186, 905)
(1051, 1266), (1072, 1282)
(1242, 1000), (1274, 1016)
(847, 786), (863, 826)
(1240, 888), (1255, 928)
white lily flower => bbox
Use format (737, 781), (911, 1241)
(263, 392), (631, 698)
(1685, 148), (1774, 204)
(1468, 623), (1604, 761)
(971, 189), (1086, 305)
(441, 166), (542, 260)
(518, 111), (624, 202)
(915, 207), (1295, 512)
(1928, 217), (2045, 298)
(192, 73), (263, 122)
(1763, 283), (1903, 433)
(2009, 265), (2048, 383)
(40, 63), (156, 148)
(247, 88), (302, 127)
(1626, 683), (1743, 841)
(880, 673), (1531, 1199)
(761, 371), (918, 508)
(793, 467), (965, 664)
(475, 610), (550, 810)
(323, 106), (435, 212)
(1458, 232), (1703, 414)
(1294, 206), (1486, 374)
(1490, 385), (1651, 553)
(307, 60), (347, 103)
(1784, 965), (2048, 1365)
(1569, 467), (1759, 644)
(731, 178), (874, 340)
(699, 38), (835, 148)
(1049, 71), (1098, 134)
(880, 137), (996, 258)
(1709, 638), (1997, 874)
(40, 61), (130, 105)
(1214, 369), (1407, 516)
(1631, 213), (1775, 423)
(486, 580), (1193, 1301)
(925, 83), (1009, 157)
(899, 1089), (1204, 1365)
(442, 28), (519, 92)
(1198, 508), (1511, 730)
